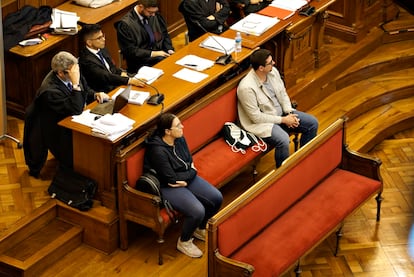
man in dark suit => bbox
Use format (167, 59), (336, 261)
(23, 51), (109, 177)
(115, 0), (175, 74)
(179, 0), (230, 42)
(78, 24), (145, 93)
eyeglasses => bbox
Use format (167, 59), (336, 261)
(144, 8), (158, 16)
(170, 122), (183, 129)
(90, 34), (105, 41)
(264, 59), (274, 66)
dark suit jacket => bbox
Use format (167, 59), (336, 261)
(115, 9), (174, 73)
(23, 71), (95, 172)
(179, 0), (230, 42)
(79, 47), (129, 93)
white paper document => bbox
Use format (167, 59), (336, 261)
(173, 68), (209, 83)
(175, 55), (215, 71)
(230, 13), (280, 36)
(128, 90), (150, 105)
(91, 113), (135, 141)
(50, 8), (79, 35)
(72, 111), (135, 141)
(199, 36), (235, 54)
(134, 66), (164, 84)
(270, 0), (308, 11)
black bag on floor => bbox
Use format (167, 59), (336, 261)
(48, 168), (97, 211)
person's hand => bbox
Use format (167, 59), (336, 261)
(250, 0), (263, 4)
(168, 181), (187, 187)
(128, 78), (145, 87)
(66, 63), (80, 86)
(207, 15), (215, 20)
(167, 49), (175, 55)
(215, 2), (222, 12)
(151, 50), (170, 58)
(282, 113), (300, 128)
(95, 92), (109, 104)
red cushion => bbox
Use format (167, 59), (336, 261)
(193, 138), (263, 186)
(230, 169), (381, 276)
(183, 87), (237, 152)
(217, 129), (344, 257)
(126, 148), (145, 189)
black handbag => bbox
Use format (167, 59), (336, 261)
(48, 168), (97, 211)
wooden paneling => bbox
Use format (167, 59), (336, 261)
(326, 0), (399, 42)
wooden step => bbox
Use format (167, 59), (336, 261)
(308, 68), (414, 132)
(346, 96), (414, 152)
(336, 40), (414, 90)
(0, 201), (83, 277)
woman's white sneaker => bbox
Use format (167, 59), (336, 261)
(193, 228), (206, 241)
(177, 237), (203, 258)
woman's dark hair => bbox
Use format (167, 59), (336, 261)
(153, 113), (176, 136)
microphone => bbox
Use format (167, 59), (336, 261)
(133, 76), (164, 105)
(195, 21), (232, 65)
(146, 82), (164, 105)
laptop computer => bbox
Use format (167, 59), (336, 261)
(90, 86), (131, 116)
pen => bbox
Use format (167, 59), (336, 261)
(184, 64), (198, 67)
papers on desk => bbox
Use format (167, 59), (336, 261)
(230, 13), (279, 36)
(128, 90), (150, 105)
(270, 0), (308, 11)
(175, 55), (215, 71)
(134, 66), (164, 84)
(199, 36), (235, 54)
(72, 111), (135, 141)
(50, 8), (79, 35)
(173, 68), (209, 83)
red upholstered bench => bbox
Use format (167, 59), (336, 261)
(116, 74), (274, 265)
(207, 117), (383, 276)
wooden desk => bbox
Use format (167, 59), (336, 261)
(59, 34), (255, 209)
(223, 0), (335, 88)
(5, 33), (78, 118)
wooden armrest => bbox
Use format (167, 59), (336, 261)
(212, 250), (255, 276)
(120, 182), (164, 218)
(341, 146), (382, 181)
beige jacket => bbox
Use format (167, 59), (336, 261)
(237, 67), (293, 138)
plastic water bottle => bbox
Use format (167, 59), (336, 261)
(235, 32), (242, 53)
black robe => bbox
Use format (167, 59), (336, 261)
(23, 71), (95, 176)
(179, 0), (231, 42)
(115, 9), (174, 73)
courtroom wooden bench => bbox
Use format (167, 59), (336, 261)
(207, 117), (383, 276)
(115, 73), (283, 264)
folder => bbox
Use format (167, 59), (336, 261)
(257, 6), (295, 20)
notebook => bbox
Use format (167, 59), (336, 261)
(90, 86), (131, 116)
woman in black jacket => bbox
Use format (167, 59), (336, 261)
(144, 113), (223, 258)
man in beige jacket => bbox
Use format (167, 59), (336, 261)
(237, 48), (318, 167)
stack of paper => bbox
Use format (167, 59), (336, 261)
(50, 8), (79, 35)
(230, 13), (280, 36)
(270, 0), (308, 11)
(134, 66), (164, 84)
(128, 90), (150, 105)
(199, 36), (235, 54)
(175, 55), (215, 71)
(91, 113), (135, 141)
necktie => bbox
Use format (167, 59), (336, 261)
(67, 82), (73, 92)
(97, 50), (106, 65)
(143, 18), (155, 46)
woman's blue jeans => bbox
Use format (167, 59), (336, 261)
(161, 175), (223, 241)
